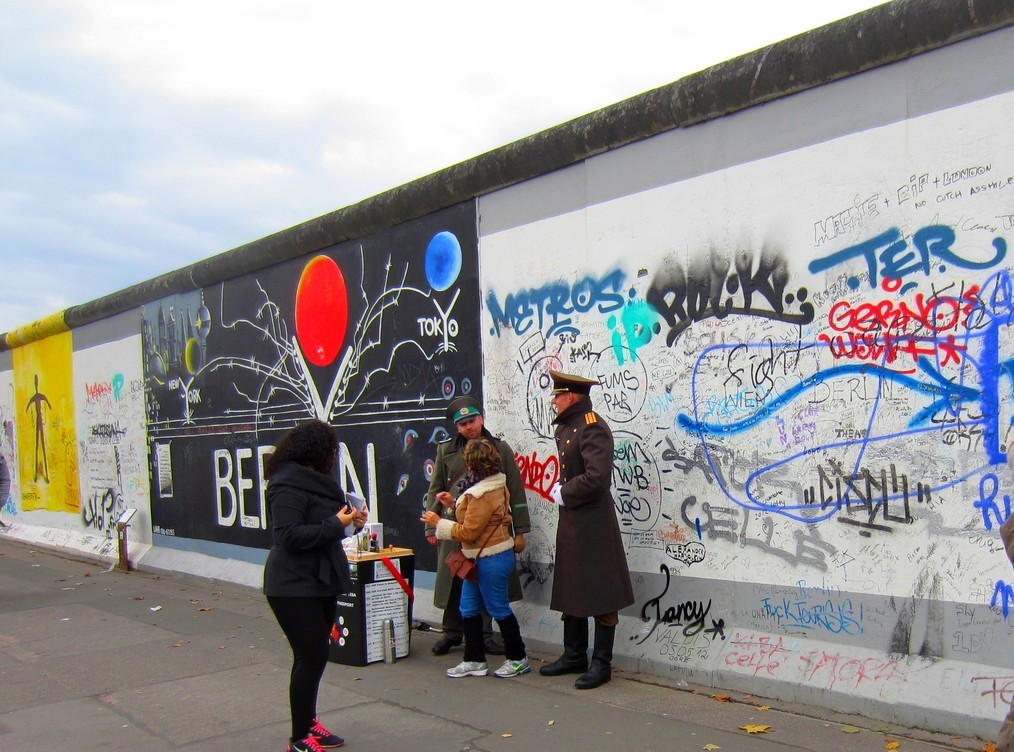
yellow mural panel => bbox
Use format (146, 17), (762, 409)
(12, 333), (80, 513)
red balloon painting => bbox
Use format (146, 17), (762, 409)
(295, 256), (348, 367)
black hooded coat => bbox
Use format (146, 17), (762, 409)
(263, 461), (354, 597)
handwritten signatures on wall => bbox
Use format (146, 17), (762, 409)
(487, 186), (1014, 695)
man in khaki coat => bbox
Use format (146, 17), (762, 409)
(425, 396), (530, 655)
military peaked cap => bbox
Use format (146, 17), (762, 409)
(446, 395), (482, 423)
(549, 369), (599, 395)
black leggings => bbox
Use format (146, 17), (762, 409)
(267, 595), (336, 741)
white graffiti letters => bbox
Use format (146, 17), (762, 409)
(214, 445), (272, 529)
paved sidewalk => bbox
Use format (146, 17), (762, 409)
(0, 539), (991, 752)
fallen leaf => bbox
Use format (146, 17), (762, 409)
(755, 705), (770, 711)
(132, 595), (144, 600)
(501, 733), (512, 738)
(703, 745), (722, 750)
(739, 724), (771, 734)
(547, 720), (555, 726)
(198, 607), (214, 612)
(840, 725), (861, 733)
(712, 694), (732, 702)
(983, 744), (996, 752)
(150, 605), (162, 612)
(872, 725), (892, 733)
(884, 741), (900, 751)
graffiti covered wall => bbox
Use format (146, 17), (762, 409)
(1, 6), (1013, 736)
(74, 336), (151, 546)
(480, 88), (1014, 727)
(0, 358), (17, 518)
(141, 203), (479, 562)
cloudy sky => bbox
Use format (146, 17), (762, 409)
(0, 0), (886, 334)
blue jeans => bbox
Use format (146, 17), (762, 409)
(460, 549), (515, 620)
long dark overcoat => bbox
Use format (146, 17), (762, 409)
(551, 396), (634, 617)
(425, 427), (530, 609)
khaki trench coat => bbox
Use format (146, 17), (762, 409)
(425, 428), (530, 610)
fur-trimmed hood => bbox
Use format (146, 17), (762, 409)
(457, 473), (506, 506)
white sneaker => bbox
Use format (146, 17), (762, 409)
(447, 660), (488, 678)
(494, 657), (531, 678)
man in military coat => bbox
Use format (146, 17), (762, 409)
(540, 369), (633, 689)
(425, 395), (530, 655)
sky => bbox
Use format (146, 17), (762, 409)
(0, 0), (888, 334)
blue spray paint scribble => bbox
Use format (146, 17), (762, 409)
(486, 269), (625, 338)
(675, 269), (1014, 523)
(992, 580), (1014, 618)
(974, 473), (1011, 530)
(760, 595), (864, 635)
(808, 225), (1007, 291)
(677, 357), (979, 435)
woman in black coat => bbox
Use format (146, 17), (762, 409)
(264, 419), (365, 752)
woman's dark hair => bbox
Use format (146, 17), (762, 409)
(463, 439), (503, 481)
(264, 419), (338, 477)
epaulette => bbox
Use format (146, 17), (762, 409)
(584, 413), (598, 425)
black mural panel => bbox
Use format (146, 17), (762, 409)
(141, 202), (480, 563)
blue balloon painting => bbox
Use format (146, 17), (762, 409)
(425, 231), (462, 291)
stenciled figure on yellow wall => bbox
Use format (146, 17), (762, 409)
(12, 326), (80, 514)
(25, 374), (51, 483)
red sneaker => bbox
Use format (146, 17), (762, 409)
(309, 718), (345, 748)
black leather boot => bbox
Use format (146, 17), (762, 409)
(539, 616), (588, 676)
(575, 624), (614, 689)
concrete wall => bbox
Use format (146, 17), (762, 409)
(1, 312), (152, 561)
(477, 22), (1014, 735)
(2, 0), (1014, 738)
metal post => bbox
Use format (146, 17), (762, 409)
(116, 521), (131, 572)
(114, 508), (137, 573)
